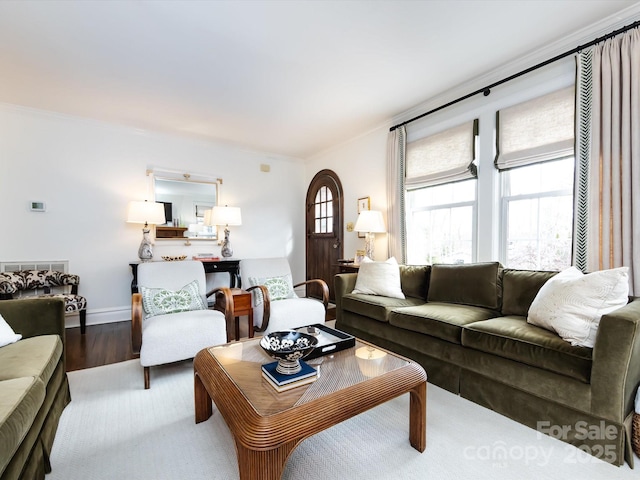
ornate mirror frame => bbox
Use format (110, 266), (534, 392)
(147, 168), (222, 244)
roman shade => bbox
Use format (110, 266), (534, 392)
(406, 119), (478, 189)
(495, 86), (575, 170)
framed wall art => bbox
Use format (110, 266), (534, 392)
(357, 196), (370, 238)
(357, 196), (370, 214)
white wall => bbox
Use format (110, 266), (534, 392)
(0, 104), (307, 327)
(306, 126), (390, 262)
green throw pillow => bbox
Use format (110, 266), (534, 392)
(248, 274), (296, 306)
(140, 280), (207, 317)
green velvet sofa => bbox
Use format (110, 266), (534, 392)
(335, 262), (640, 466)
(0, 298), (71, 480)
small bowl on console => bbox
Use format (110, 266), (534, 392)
(260, 330), (318, 375)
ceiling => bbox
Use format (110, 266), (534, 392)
(0, 1), (638, 159)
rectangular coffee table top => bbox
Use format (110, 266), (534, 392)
(206, 337), (413, 415)
(194, 331), (427, 480)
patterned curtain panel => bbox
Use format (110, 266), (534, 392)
(574, 28), (640, 294)
(386, 125), (407, 263)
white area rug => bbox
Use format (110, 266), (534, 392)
(50, 359), (637, 479)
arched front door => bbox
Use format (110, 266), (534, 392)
(306, 169), (344, 302)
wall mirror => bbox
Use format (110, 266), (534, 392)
(149, 169), (220, 241)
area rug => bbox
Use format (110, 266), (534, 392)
(49, 359), (636, 480)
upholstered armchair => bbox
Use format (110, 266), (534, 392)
(240, 257), (329, 335)
(131, 260), (233, 389)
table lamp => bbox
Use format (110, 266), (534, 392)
(127, 200), (166, 261)
(208, 205), (242, 258)
(354, 210), (386, 260)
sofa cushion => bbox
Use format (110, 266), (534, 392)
(399, 265), (431, 300)
(501, 269), (557, 316)
(0, 376), (46, 475)
(389, 302), (500, 344)
(427, 262), (502, 310)
(341, 293), (425, 323)
(0, 335), (62, 384)
(461, 316), (593, 383)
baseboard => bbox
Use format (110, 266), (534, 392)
(64, 306), (130, 329)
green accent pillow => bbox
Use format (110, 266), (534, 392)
(427, 262), (502, 310)
(248, 274), (296, 306)
(140, 280), (207, 317)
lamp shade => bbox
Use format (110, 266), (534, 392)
(354, 210), (386, 233)
(208, 206), (242, 226)
(127, 201), (166, 225)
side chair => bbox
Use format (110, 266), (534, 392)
(131, 260), (233, 389)
(240, 257), (329, 335)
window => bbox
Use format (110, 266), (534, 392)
(500, 158), (574, 270)
(400, 62), (576, 268)
(405, 120), (478, 264)
(313, 186), (333, 233)
(406, 179), (476, 264)
(496, 86), (575, 270)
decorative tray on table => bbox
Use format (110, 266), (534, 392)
(295, 323), (356, 360)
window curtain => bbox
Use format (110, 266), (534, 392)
(574, 28), (640, 294)
(386, 125), (406, 263)
(495, 87), (575, 170)
(406, 120), (478, 188)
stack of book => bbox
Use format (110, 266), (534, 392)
(261, 360), (318, 392)
(192, 253), (221, 261)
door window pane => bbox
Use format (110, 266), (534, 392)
(313, 186), (333, 234)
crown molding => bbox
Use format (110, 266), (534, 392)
(392, 4), (640, 128)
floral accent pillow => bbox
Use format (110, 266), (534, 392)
(140, 280), (207, 318)
(248, 274), (296, 306)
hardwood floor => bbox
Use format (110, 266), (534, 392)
(65, 321), (136, 372)
(65, 306), (337, 371)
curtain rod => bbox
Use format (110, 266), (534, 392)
(390, 19), (640, 132)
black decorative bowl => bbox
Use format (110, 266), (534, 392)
(260, 330), (318, 375)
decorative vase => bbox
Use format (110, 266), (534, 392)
(221, 227), (233, 258)
(138, 228), (154, 261)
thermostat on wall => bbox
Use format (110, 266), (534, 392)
(30, 201), (46, 212)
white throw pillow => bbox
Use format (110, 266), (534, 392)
(0, 313), (22, 347)
(527, 266), (629, 348)
(352, 257), (405, 299)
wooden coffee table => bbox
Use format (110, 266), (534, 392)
(194, 333), (427, 480)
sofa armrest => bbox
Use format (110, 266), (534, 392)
(591, 297), (640, 422)
(334, 273), (357, 323)
(0, 297), (66, 345)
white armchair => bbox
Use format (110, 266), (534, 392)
(131, 260), (232, 389)
(240, 257), (329, 335)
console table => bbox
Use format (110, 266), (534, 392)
(337, 263), (360, 273)
(129, 259), (241, 294)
